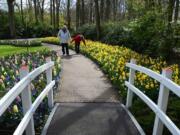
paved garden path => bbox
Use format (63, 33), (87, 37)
(43, 43), (140, 135)
(44, 43), (119, 102)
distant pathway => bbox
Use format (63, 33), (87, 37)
(43, 43), (140, 135)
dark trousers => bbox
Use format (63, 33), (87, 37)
(61, 43), (69, 55)
(75, 43), (80, 54)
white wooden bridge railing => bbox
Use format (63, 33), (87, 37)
(0, 57), (55, 135)
(125, 59), (180, 135)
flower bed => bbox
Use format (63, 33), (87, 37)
(0, 39), (42, 47)
(41, 37), (180, 134)
(0, 50), (61, 134)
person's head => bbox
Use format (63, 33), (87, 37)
(80, 34), (84, 40)
(62, 25), (67, 32)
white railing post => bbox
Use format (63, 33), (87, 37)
(126, 59), (136, 108)
(46, 57), (54, 108)
(20, 66), (35, 135)
(153, 68), (172, 135)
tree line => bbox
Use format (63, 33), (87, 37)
(0, 0), (179, 39)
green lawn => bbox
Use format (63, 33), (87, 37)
(0, 45), (49, 57)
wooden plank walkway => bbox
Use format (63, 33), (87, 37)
(44, 43), (141, 135)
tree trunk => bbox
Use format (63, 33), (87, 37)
(67, 0), (71, 29)
(112, 0), (117, 21)
(28, 0), (32, 9)
(167, 0), (175, 23)
(20, 0), (25, 25)
(7, 0), (16, 38)
(81, 0), (85, 25)
(89, 0), (93, 23)
(105, 0), (110, 21)
(94, 0), (101, 40)
(76, 0), (80, 29)
(40, 0), (45, 22)
(174, 0), (179, 23)
(33, 0), (38, 24)
(50, 0), (53, 25)
(100, 0), (104, 21)
(52, 0), (56, 30)
(56, 0), (61, 29)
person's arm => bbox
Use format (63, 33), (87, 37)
(68, 30), (72, 41)
(58, 30), (62, 39)
(57, 30), (60, 38)
(71, 37), (75, 43)
(82, 36), (86, 46)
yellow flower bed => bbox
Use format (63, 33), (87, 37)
(81, 40), (179, 93)
(40, 37), (60, 45)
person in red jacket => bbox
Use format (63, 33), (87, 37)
(71, 34), (86, 54)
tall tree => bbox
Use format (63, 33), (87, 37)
(50, 0), (53, 25)
(39, 0), (45, 22)
(56, 0), (61, 29)
(67, 0), (71, 29)
(33, 0), (38, 24)
(20, 0), (25, 25)
(52, 0), (56, 29)
(174, 0), (179, 23)
(100, 0), (104, 21)
(94, 0), (101, 39)
(81, 0), (85, 25)
(76, 0), (80, 29)
(89, 0), (93, 23)
(28, 0), (33, 21)
(167, 0), (175, 23)
(105, 0), (110, 21)
(7, 0), (16, 38)
(112, 0), (117, 21)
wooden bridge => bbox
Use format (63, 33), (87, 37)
(0, 48), (180, 135)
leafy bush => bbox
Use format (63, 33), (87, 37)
(16, 23), (55, 38)
(0, 10), (55, 39)
(0, 40), (42, 47)
(76, 24), (97, 40)
(0, 10), (10, 39)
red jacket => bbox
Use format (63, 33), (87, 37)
(72, 34), (85, 44)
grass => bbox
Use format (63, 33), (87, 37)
(0, 45), (49, 57)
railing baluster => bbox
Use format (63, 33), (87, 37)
(126, 59), (136, 108)
(153, 68), (172, 135)
(20, 66), (35, 135)
(46, 57), (54, 108)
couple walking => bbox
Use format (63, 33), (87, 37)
(57, 25), (86, 55)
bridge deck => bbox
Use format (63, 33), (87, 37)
(46, 103), (140, 135)
(44, 44), (140, 135)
